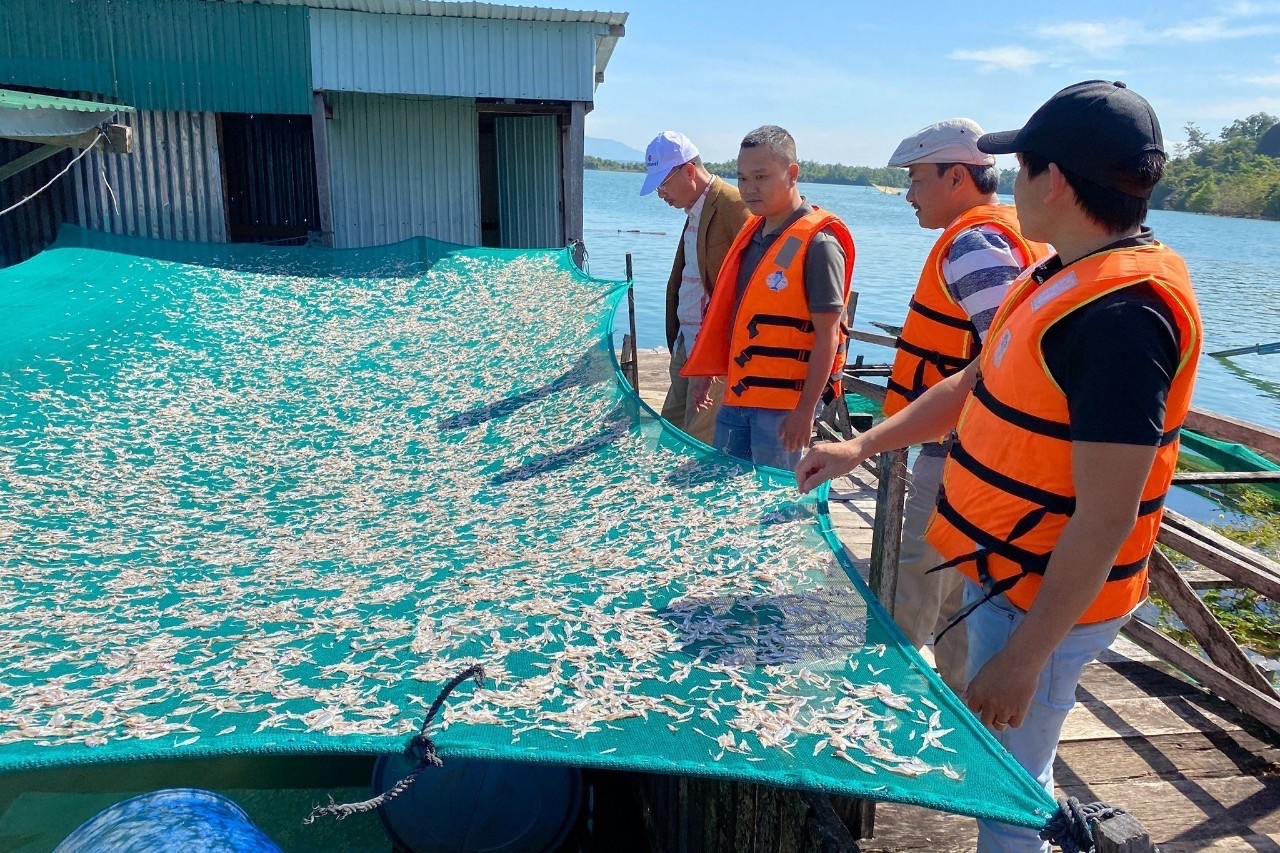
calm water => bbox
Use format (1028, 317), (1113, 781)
(584, 169), (1280, 432)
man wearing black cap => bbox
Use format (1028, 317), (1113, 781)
(796, 81), (1203, 851)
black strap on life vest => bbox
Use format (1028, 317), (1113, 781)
(974, 380), (1184, 448)
(746, 315), (815, 340)
(730, 375), (806, 398)
(734, 345), (812, 368)
(887, 338), (974, 405)
(948, 440), (1169, 519)
(908, 298), (979, 334)
(931, 550), (1022, 644)
(893, 337), (972, 372)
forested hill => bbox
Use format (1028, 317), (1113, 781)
(995, 113), (1280, 220)
(584, 155), (909, 189)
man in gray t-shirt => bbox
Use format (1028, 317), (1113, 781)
(682, 126), (853, 471)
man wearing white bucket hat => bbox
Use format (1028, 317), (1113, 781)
(641, 131), (750, 445)
(880, 118), (1049, 691)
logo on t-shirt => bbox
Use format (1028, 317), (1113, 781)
(766, 270), (788, 292)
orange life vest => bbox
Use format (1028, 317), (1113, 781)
(883, 204), (1049, 416)
(681, 207), (855, 411)
(924, 243), (1202, 624)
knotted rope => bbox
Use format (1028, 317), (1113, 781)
(304, 663), (485, 823)
(1039, 796), (1132, 853)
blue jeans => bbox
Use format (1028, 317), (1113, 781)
(963, 580), (1129, 853)
(712, 405), (801, 472)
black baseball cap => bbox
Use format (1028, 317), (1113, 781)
(978, 80), (1165, 199)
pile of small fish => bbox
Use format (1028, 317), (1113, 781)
(0, 245), (967, 785)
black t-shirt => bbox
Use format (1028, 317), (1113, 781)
(1037, 229), (1182, 446)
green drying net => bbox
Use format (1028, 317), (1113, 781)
(0, 226), (1057, 830)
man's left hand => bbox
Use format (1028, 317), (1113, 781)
(779, 408), (815, 454)
(961, 648), (1040, 731)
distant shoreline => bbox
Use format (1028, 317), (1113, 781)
(583, 156), (910, 190)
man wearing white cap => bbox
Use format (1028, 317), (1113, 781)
(641, 131), (750, 444)
(880, 118), (1049, 691)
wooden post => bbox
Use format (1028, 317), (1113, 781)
(561, 101), (587, 248)
(626, 253), (639, 392)
(310, 91), (335, 247)
(1093, 811), (1157, 852)
(868, 448), (908, 612)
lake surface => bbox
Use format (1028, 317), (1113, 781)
(584, 168), (1280, 432)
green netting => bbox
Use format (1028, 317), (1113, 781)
(0, 225), (1057, 830)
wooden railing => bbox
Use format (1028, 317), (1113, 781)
(826, 321), (1280, 850)
(1127, 408), (1280, 732)
(836, 328), (1280, 737)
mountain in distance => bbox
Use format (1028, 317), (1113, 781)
(585, 137), (645, 163)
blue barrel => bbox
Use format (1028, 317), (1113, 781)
(55, 789), (282, 853)
(373, 756), (582, 853)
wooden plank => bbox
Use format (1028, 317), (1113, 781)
(0, 143), (67, 184)
(847, 328), (897, 349)
(756, 783), (782, 853)
(842, 375), (887, 404)
(1061, 693), (1243, 742)
(310, 92), (335, 247)
(1171, 470), (1280, 484)
(1057, 775), (1280, 846)
(1157, 524), (1280, 602)
(1122, 620), (1280, 733)
(102, 123), (131, 155)
(777, 789), (809, 853)
(1184, 408), (1280, 462)
(1056, 729), (1280, 785)
(1163, 509), (1280, 578)
(1075, 658), (1206, 702)
(1147, 549), (1279, 696)
(801, 791), (859, 853)
(735, 782), (758, 853)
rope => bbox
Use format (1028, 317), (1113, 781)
(303, 663), (485, 823)
(1039, 796), (1132, 853)
(0, 130), (106, 219)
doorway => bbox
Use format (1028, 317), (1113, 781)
(219, 114), (320, 245)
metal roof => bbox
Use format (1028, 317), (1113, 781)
(0, 88), (134, 113)
(204, 0), (626, 26)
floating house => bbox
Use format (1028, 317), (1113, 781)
(0, 0), (627, 264)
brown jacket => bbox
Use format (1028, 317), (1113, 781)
(665, 178), (752, 352)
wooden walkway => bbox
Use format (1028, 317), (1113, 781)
(632, 348), (1280, 852)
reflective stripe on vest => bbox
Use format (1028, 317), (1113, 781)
(923, 243), (1203, 624)
(681, 207), (856, 411)
(883, 205), (1049, 416)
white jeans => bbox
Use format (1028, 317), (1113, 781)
(894, 452), (968, 690)
(963, 580), (1130, 852)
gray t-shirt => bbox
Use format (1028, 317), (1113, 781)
(734, 202), (847, 314)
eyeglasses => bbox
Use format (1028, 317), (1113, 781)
(657, 162), (689, 194)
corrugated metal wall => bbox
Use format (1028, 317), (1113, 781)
(0, 141), (81, 266)
(72, 110), (228, 243)
(0, 0), (312, 114)
(310, 9), (602, 101)
(324, 93), (479, 247)
(495, 115), (561, 249)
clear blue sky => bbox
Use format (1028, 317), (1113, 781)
(587, 0), (1280, 167)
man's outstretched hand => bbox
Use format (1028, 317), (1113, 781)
(795, 438), (870, 494)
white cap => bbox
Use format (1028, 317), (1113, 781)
(887, 118), (995, 168)
(641, 131), (699, 195)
